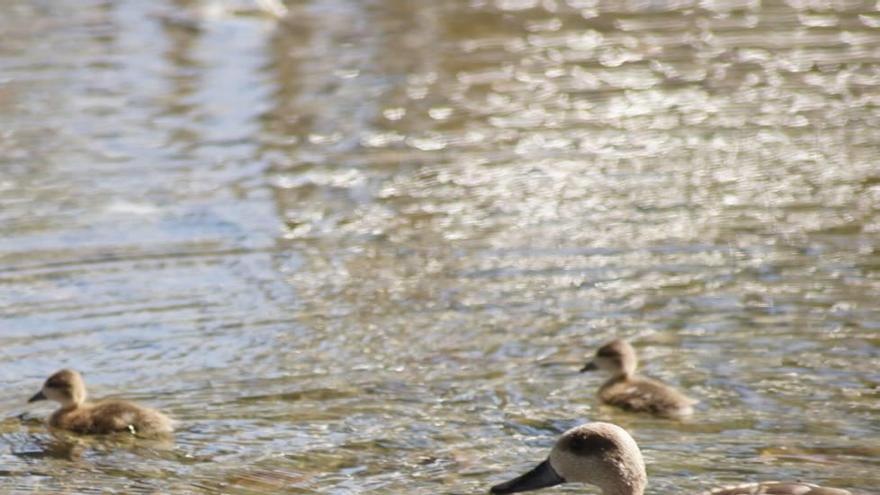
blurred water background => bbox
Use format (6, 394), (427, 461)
(1, 0), (879, 493)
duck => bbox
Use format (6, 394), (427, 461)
(580, 339), (696, 418)
(489, 421), (851, 495)
(28, 369), (174, 435)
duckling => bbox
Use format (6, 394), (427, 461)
(490, 422), (851, 495)
(28, 369), (173, 435)
(580, 339), (696, 418)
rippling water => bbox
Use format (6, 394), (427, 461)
(1, 0), (879, 493)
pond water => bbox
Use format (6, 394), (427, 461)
(1, 0), (879, 493)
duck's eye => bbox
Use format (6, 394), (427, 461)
(565, 431), (617, 456)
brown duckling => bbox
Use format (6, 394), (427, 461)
(28, 369), (174, 435)
(490, 422), (851, 495)
(581, 339), (696, 418)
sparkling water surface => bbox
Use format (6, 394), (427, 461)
(1, 0), (878, 493)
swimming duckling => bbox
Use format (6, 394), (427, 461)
(28, 369), (173, 435)
(490, 422), (851, 495)
(580, 339), (696, 418)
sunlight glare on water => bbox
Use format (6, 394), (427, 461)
(1, 0), (879, 493)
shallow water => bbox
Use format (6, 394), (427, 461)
(1, 0), (879, 493)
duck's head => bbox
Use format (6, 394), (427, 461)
(490, 422), (647, 495)
(580, 339), (637, 377)
(29, 369), (87, 407)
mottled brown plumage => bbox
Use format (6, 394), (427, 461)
(29, 369), (173, 435)
(581, 339), (696, 418)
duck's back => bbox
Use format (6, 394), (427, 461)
(598, 375), (695, 417)
(705, 481), (850, 495)
(50, 400), (173, 435)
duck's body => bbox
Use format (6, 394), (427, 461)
(598, 374), (696, 418)
(490, 422), (851, 495)
(48, 399), (173, 435)
(582, 339), (696, 418)
(29, 369), (173, 435)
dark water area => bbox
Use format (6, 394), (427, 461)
(1, 0), (878, 493)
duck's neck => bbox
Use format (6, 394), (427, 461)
(57, 400), (84, 411)
(598, 471), (646, 495)
(610, 370), (634, 381)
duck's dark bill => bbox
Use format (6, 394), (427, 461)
(580, 361), (597, 372)
(490, 459), (565, 494)
(28, 391), (46, 403)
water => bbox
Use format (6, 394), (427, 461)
(1, 0), (879, 493)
